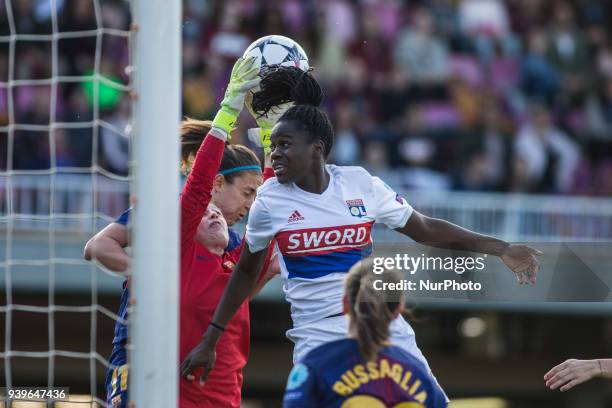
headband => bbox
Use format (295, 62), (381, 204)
(218, 165), (261, 176)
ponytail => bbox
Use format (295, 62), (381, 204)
(251, 66), (334, 158)
(346, 258), (403, 362)
(251, 66), (323, 115)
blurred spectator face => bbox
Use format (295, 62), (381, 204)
(606, 79), (612, 100)
(531, 105), (551, 132)
(587, 24), (607, 48)
(363, 141), (389, 169)
(528, 30), (548, 54)
(389, 65), (410, 89)
(345, 57), (367, 91)
(16, 0), (34, 15)
(263, 9), (284, 34)
(399, 137), (435, 166)
(362, 13), (381, 38)
(597, 45), (612, 79)
(68, 88), (90, 119)
(102, 4), (127, 30)
(463, 152), (491, 189)
(511, 157), (531, 191)
(74, 0), (93, 22)
(483, 104), (500, 130)
(183, 40), (200, 72)
(518, 0), (545, 23)
(336, 103), (354, 130)
(220, 0), (242, 31)
(413, 8), (434, 35)
(404, 106), (424, 134)
(553, 2), (575, 30)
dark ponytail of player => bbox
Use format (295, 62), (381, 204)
(252, 66), (322, 112)
(252, 66), (334, 158)
(345, 258), (403, 362)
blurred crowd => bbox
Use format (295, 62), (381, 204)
(3, 0), (612, 196)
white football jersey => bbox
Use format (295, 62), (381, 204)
(246, 164), (413, 328)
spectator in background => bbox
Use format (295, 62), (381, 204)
(209, 0), (250, 59)
(99, 98), (130, 176)
(458, 0), (516, 64)
(315, 0), (354, 83)
(6, 0), (612, 199)
(396, 106), (452, 190)
(393, 7), (449, 90)
(520, 30), (560, 105)
(13, 0), (52, 34)
(329, 102), (360, 166)
(546, 1), (590, 106)
(348, 8), (392, 90)
(596, 42), (612, 79)
(63, 87), (93, 168)
(514, 103), (579, 193)
(584, 77), (612, 141)
(183, 39), (215, 119)
(457, 100), (513, 191)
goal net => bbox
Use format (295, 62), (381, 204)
(1, 0), (180, 406)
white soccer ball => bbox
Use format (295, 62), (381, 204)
(243, 35), (309, 73)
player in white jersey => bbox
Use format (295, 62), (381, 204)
(181, 67), (541, 395)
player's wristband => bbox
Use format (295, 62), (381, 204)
(209, 322), (225, 333)
(212, 108), (238, 138)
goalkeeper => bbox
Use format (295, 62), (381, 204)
(84, 57), (280, 407)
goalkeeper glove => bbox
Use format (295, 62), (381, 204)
(212, 56), (261, 139)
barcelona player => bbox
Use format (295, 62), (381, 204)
(283, 258), (447, 408)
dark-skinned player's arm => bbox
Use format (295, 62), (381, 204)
(397, 209), (542, 284)
(180, 244), (269, 383)
(247, 167), (281, 298)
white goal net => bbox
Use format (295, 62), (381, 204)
(1, 0), (180, 406)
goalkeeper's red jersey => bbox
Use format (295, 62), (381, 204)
(179, 134), (271, 407)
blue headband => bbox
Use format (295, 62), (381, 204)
(218, 165), (261, 176)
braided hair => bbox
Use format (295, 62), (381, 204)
(345, 258), (404, 362)
(251, 66), (334, 158)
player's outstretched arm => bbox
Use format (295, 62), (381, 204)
(545, 358), (612, 391)
(180, 245), (269, 383)
(397, 210), (542, 284)
(84, 222), (130, 274)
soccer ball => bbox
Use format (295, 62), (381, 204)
(243, 35), (309, 73)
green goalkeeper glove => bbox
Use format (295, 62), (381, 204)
(212, 56), (261, 139)
(245, 92), (293, 154)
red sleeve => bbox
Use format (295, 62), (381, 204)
(263, 167), (275, 181)
(180, 134), (225, 250)
(255, 242), (276, 285)
(231, 237), (275, 285)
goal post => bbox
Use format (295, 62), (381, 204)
(130, 0), (182, 406)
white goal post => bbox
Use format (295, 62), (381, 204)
(130, 0), (181, 406)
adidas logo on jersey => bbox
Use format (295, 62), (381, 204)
(288, 210), (305, 223)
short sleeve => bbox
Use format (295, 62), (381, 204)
(372, 176), (413, 229)
(282, 363), (318, 408)
(244, 197), (275, 253)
